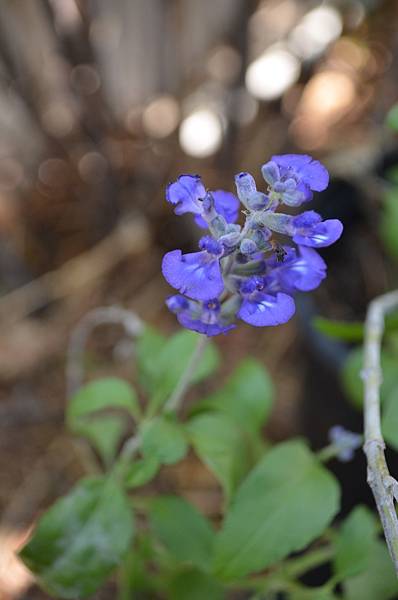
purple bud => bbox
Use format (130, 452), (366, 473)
(240, 238), (258, 255)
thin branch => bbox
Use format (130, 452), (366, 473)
(66, 305), (144, 399)
(0, 217), (150, 325)
(363, 289), (398, 575)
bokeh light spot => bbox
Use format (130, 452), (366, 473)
(179, 109), (223, 158)
(246, 46), (300, 101)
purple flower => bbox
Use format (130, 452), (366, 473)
(166, 174), (239, 231)
(237, 277), (295, 327)
(328, 425), (362, 462)
(166, 174), (205, 216)
(195, 190), (239, 229)
(265, 246), (326, 293)
(163, 154), (342, 336)
(262, 154), (329, 206)
(166, 295), (235, 336)
(291, 211), (343, 248)
(162, 237), (224, 301)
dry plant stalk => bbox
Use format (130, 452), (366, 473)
(363, 289), (398, 575)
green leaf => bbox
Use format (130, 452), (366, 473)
(118, 536), (162, 599)
(19, 476), (134, 599)
(169, 567), (224, 600)
(137, 329), (219, 409)
(314, 314), (398, 343)
(334, 506), (377, 579)
(380, 189), (398, 261)
(66, 377), (140, 465)
(386, 104), (398, 132)
(382, 387), (398, 451)
(186, 412), (252, 501)
(193, 358), (273, 434)
(141, 416), (188, 465)
(213, 440), (340, 580)
(135, 326), (167, 390)
(67, 377), (140, 420)
(312, 317), (364, 342)
(341, 347), (398, 410)
(124, 456), (160, 489)
(149, 496), (215, 571)
(343, 541), (398, 600)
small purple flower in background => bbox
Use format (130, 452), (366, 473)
(162, 154), (343, 336)
(329, 425), (362, 462)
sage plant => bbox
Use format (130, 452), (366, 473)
(21, 155), (389, 600)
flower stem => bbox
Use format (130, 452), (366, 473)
(164, 334), (209, 414)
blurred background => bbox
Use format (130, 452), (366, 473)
(1, 0), (398, 597)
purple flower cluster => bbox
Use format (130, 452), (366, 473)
(162, 154), (343, 336)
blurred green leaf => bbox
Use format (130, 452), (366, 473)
(313, 317), (364, 342)
(380, 189), (398, 261)
(135, 326), (167, 389)
(213, 440), (340, 580)
(334, 506), (377, 580)
(66, 377), (139, 465)
(169, 567), (224, 600)
(141, 416), (188, 465)
(19, 476), (134, 599)
(290, 587), (338, 600)
(314, 314), (398, 343)
(341, 347), (398, 410)
(192, 358), (273, 435)
(136, 329), (219, 410)
(149, 496), (215, 571)
(382, 388), (398, 451)
(186, 412), (251, 501)
(343, 541), (398, 600)
(118, 535), (162, 599)
(386, 104), (398, 132)
(385, 166), (398, 185)
(124, 455), (160, 489)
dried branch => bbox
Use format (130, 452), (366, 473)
(0, 217), (150, 325)
(66, 305), (144, 398)
(363, 289), (398, 575)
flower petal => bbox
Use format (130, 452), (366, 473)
(272, 154), (329, 192)
(293, 219), (343, 248)
(166, 174), (206, 216)
(162, 249), (224, 301)
(238, 292), (295, 326)
(283, 246), (326, 291)
(194, 189), (239, 228)
(177, 312), (235, 336)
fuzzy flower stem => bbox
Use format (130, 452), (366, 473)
(363, 289), (398, 576)
(164, 334), (209, 414)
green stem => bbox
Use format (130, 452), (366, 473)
(316, 443), (340, 463)
(237, 544), (334, 593)
(164, 334), (209, 414)
(281, 544), (334, 579)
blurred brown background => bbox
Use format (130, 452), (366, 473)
(1, 0), (398, 597)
